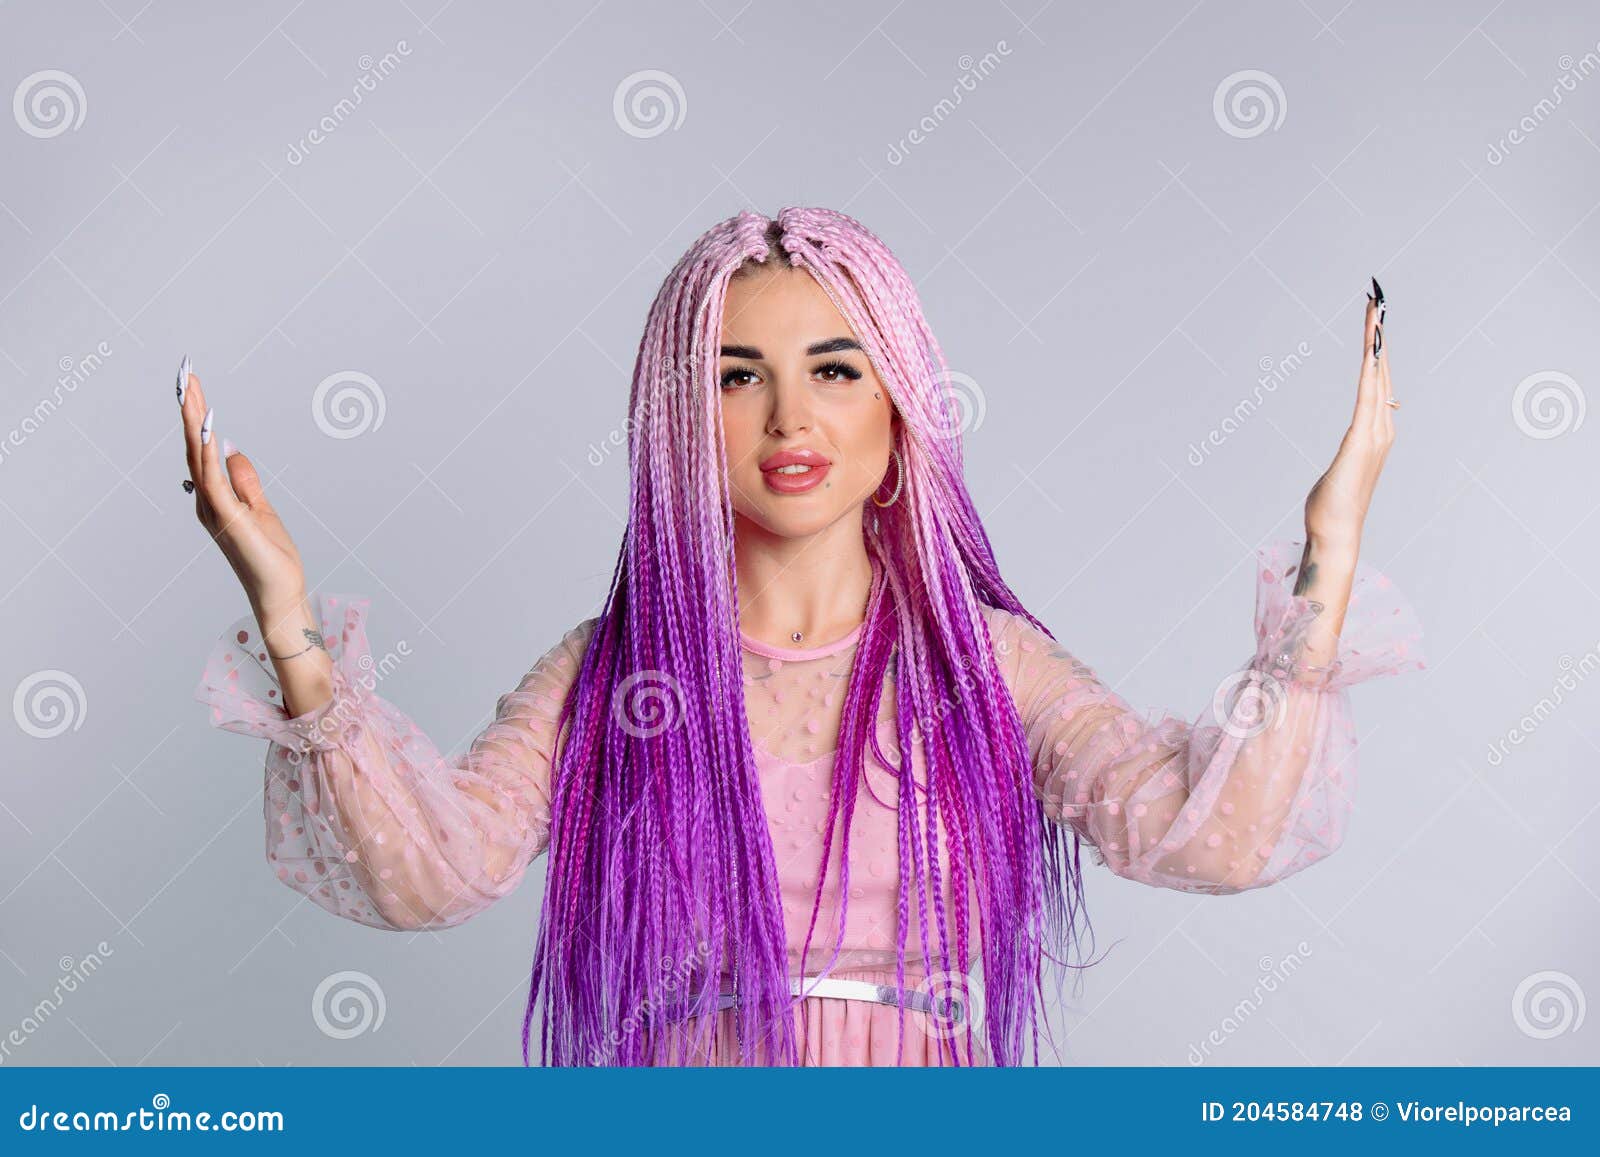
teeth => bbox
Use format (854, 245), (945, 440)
(774, 464), (814, 474)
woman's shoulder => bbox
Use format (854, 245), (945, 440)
(526, 614), (601, 686)
(974, 602), (1097, 688)
(975, 602), (1053, 650)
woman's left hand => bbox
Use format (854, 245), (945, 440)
(1302, 279), (1394, 552)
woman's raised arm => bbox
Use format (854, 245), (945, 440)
(193, 603), (594, 930)
(983, 540), (1425, 894)
(179, 357), (594, 930)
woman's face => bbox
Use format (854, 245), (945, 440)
(717, 263), (897, 540)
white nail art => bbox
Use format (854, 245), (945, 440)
(177, 354), (191, 405)
(201, 407), (214, 445)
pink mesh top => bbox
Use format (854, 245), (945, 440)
(194, 540), (1425, 1065)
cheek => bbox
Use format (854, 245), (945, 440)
(718, 402), (757, 461)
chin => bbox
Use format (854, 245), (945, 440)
(737, 501), (854, 541)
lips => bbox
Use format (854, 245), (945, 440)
(760, 447), (831, 494)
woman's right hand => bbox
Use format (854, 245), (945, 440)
(180, 358), (331, 714)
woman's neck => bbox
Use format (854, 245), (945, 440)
(733, 513), (875, 651)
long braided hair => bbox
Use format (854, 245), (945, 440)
(523, 206), (1090, 1066)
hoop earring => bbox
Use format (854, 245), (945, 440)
(872, 446), (903, 508)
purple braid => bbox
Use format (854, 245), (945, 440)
(522, 206), (1092, 1067)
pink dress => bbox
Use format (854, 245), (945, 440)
(193, 540), (1425, 1066)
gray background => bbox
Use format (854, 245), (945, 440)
(2, 0), (1596, 1066)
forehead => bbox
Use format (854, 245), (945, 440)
(720, 264), (854, 345)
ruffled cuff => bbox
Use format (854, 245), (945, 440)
(1249, 540), (1427, 692)
(192, 593), (376, 752)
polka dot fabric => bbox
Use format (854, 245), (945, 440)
(193, 540), (1424, 1064)
(194, 595), (589, 931)
(996, 540), (1426, 893)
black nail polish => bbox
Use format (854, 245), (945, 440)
(1372, 323), (1383, 361)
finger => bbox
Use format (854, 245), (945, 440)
(194, 398), (246, 529)
(221, 443), (272, 512)
(1379, 325), (1395, 441)
(179, 358), (204, 490)
(1352, 292), (1383, 426)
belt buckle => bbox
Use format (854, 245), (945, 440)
(871, 982), (964, 1026)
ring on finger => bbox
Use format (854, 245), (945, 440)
(182, 479), (195, 493)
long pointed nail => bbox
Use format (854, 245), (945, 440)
(201, 407), (214, 445)
(1370, 276), (1384, 304)
(222, 437), (238, 458)
(177, 354), (192, 405)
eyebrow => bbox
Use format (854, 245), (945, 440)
(719, 337), (863, 359)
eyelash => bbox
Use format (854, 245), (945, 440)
(718, 360), (863, 390)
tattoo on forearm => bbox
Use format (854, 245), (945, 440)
(1293, 543), (1318, 596)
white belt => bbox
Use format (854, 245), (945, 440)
(696, 976), (966, 1025)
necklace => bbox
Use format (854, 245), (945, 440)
(780, 559), (875, 644)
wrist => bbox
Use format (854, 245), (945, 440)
(1303, 530), (1360, 564)
(252, 592), (319, 653)
(251, 586), (310, 623)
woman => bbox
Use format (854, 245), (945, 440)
(187, 206), (1424, 1067)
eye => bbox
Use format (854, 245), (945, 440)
(719, 366), (760, 390)
(813, 360), (863, 384)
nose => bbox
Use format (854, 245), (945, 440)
(765, 377), (814, 438)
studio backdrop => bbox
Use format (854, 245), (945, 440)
(1, 0), (1596, 1066)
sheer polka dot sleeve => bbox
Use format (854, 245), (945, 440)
(192, 593), (596, 930)
(984, 541), (1426, 894)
